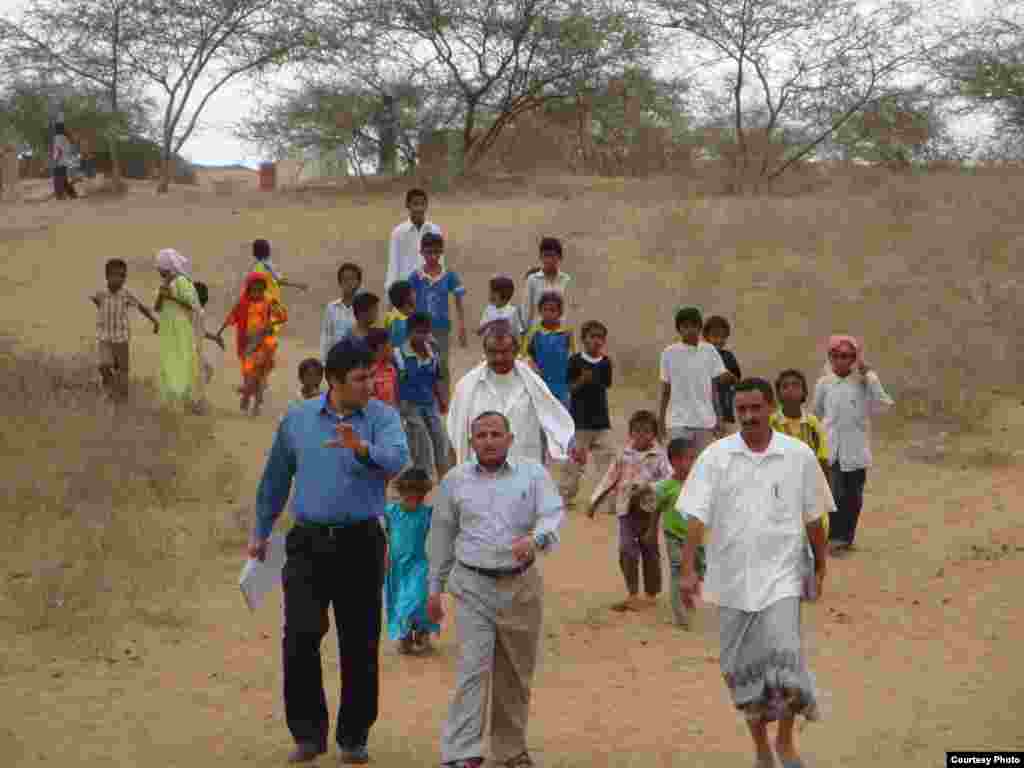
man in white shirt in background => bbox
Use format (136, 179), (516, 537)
(386, 188), (443, 295)
(677, 377), (832, 768)
(659, 306), (738, 452)
(427, 411), (565, 768)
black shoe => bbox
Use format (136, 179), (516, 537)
(340, 744), (370, 764)
(287, 742), (326, 763)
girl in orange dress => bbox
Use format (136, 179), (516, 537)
(215, 272), (288, 415)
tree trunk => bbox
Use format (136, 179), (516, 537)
(109, 137), (124, 193)
(376, 93), (397, 175)
(157, 156), (171, 194)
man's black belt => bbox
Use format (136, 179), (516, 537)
(294, 518), (380, 536)
(459, 559), (534, 579)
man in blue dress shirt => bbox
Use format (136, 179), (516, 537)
(249, 340), (410, 765)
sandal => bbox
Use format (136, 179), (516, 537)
(502, 753), (535, 768)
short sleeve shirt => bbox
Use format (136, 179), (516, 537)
(395, 343), (440, 406)
(410, 270), (465, 332)
(568, 354), (612, 430)
(659, 341), (726, 430)
(676, 432), (834, 612)
(93, 288), (143, 343)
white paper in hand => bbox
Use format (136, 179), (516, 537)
(239, 532), (287, 611)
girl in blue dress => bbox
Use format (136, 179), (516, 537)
(384, 469), (441, 654)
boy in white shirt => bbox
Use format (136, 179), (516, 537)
(658, 306), (738, 453)
(320, 262), (362, 362)
(522, 237), (573, 328)
(386, 188), (442, 293)
(478, 275), (526, 340)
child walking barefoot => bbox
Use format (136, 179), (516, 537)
(216, 272), (288, 416)
(384, 469), (441, 654)
(589, 410), (673, 612)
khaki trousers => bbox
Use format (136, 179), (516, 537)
(441, 564), (543, 764)
(558, 428), (615, 504)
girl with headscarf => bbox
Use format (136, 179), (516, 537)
(154, 248), (202, 406)
(811, 334), (894, 555)
(215, 272), (288, 416)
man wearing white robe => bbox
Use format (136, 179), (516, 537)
(447, 321), (583, 470)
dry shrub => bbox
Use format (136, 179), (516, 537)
(0, 340), (240, 656)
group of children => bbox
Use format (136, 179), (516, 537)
(90, 186), (893, 653)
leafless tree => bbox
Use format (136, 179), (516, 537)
(375, 0), (650, 171)
(652, 0), (952, 189)
(119, 0), (315, 192)
(0, 0), (150, 191)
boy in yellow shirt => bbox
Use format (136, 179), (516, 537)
(770, 368), (831, 539)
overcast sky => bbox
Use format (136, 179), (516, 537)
(1, 0), (1000, 167)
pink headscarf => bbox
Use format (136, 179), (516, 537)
(823, 334), (864, 376)
(155, 248), (192, 279)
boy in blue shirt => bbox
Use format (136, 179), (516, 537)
(522, 290), (575, 408)
(408, 231), (467, 396)
(394, 312), (451, 480)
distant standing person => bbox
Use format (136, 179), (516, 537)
(51, 123), (76, 200)
(249, 340), (409, 765)
(677, 377), (832, 768)
(427, 411), (565, 768)
(812, 335), (893, 555)
(386, 189), (441, 294)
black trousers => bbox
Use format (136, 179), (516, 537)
(829, 465), (867, 546)
(282, 520), (386, 750)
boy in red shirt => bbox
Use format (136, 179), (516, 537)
(367, 328), (398, 407)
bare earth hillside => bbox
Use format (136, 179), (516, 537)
(1, 171), (1021, 767)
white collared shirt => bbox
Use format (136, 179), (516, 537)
(677, 432), (834, 612)
(428, 458), (565, 592)
(812, 371), (894, 471)
(467, 368), (544, 463)
(659, 341), (727, 430)
(320, 298), (356, 362)
(386, 219), (441, 290)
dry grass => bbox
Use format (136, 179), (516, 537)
(0, 339), (242, 658)
(261, 165), (1024, 433)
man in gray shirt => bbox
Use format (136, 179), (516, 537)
(427, 411), (565, 768)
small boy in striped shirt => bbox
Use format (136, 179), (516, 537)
(90, 258), (159, 400)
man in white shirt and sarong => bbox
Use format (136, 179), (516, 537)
(677, 377), (833, 768)
(427, 411), (565, 768)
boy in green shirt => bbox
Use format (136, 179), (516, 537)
(657, 436), (706, 628)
